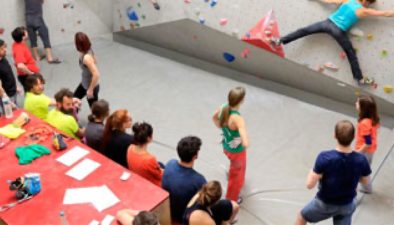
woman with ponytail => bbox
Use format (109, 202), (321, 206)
(183, 181), (239, 225)
(101, 109), (134, 168)
(85, 99), (109, 151)
(127, 122), (163, 187)
(212, 87), (249, 203)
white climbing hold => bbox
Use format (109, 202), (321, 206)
(349, 28), (364, 37)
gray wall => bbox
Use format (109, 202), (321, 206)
(114, 19), (394, 117)
(113, 0), (394, 102)
(0, 0), (113, 47)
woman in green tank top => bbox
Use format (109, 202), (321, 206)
(212, 87), (249, 203)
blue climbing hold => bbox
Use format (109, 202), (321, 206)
(223, 52), (235, 62)
(210, 0), (218, 7)
(127, 8), (139, 21)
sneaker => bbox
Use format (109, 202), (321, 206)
(270, 37), (282, 46)
(358, 77), (375, 86)
(237, 196), (243, 205)
(153, 2), (160, 10)
(359, 188), (372, 194)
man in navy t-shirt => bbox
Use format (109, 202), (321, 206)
(296, 120), (371, 225)
(162, 136), (207, 224)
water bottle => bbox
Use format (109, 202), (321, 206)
(60, 211), (69, 225)
(2, 94), (13, 119)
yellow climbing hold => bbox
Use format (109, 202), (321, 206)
(367, 34), (374, 40)
(355, 90), (361, 97)
(383, 85), (393, 94)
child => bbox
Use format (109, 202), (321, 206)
(355, 94), (379, 193)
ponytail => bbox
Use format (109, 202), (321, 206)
(197, 181), (222, 208)
(100, 114), (115, 150)
(219, 105), (230, 128)
(88, 114), (95, 122)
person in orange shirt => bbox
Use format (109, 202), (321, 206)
(355, 94), (379, 193)
(127, 122), (163, 187)
(11, 27), (40, 92)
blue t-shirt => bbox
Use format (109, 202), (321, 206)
(314, 150), (371, 205)
(162, 159), (207, 223)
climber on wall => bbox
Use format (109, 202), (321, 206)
(271, 0), (394, 86)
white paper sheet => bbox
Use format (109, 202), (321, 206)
(101, 215), (115, 225)
(88, 220), (100, 225)
(56, 146), (90, 166)
(63, 185), (120, 212)
(92, 186), (120, 212)
(65, 158), (100, 181)
(63, 187), (95, 204)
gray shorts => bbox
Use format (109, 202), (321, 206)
(301, 198), (356, 225)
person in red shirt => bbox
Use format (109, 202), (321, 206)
(355, 94), (380, 193)
(127, 122), (163, 187)
(11, 27), (40, 92)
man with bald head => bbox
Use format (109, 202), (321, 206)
(295, 120), (372, 225)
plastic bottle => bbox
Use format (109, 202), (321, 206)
(2, 94), (13, 119)
(60, 211), (69, 225)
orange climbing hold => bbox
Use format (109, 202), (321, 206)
(242, 10), (285, 58)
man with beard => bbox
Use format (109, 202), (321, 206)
(46, 88), (84, 140)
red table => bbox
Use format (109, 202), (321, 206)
(0, 110), (170, 225)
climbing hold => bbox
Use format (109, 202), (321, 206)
(129, 23), (135, 29)
(120, 26), (126, 31)
(316, 65), (325, 73)
(366, 34), (374, 40)
(77, 20), (81, 25)
(349, 28), (364, 37)
(0, 28), (4, 35)
(219, 18), (228, 26)
(240, 48), (251, 58)
(184, 0), (191, 3)
(137, 2), (141, 7)
(210, 0), (218, 8)
(142, 14), (146, 20)
(383, 85), (393, 94)
(127, 8), (139, 21)
(223, 52), (236, 62)
(324, 62), (339, 71)
(381, 50), (388, 58)
(61, 28), (65, 32)
(355, 90), (361, 96)
(136, 23), (140, 27)
(232, 29), (239, 38)
(195, 8), (201, 16)
(242, 10), (285, 58)
(339, 51), (346, 60)
(204, 0), (209, 2)
(199, 17), (206, 25)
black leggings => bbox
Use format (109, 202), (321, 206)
(73, 83), (100, 108)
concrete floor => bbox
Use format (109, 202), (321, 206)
(31, 37), (394, 225)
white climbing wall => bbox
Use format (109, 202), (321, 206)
(0, 0), (112, 47)
(113, 0), (394, 101)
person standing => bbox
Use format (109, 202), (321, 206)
(73, 32), (100, 108)
(162, 136), (207, 224)
(272, 0), (394, 85)
(24, 0), (61, 63)
(295, 120), (371, 225)
(11, 27), (40, 91)
(0, 39), (18, 106)
(355, 95), (379, 193)
(212, 87), (249, 203)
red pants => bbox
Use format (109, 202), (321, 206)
(224, 150), (246, 201)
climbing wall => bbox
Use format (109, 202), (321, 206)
(0, 0), (112, 47)
(113, 0), (394, 103)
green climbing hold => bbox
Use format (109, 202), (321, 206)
(381, 50), (388, 58)
(137, 2), (141, 7)
(136, 23), (140, 27)
(142, 14), (146, 20)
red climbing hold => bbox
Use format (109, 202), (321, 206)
(242, 10), (285, 58)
